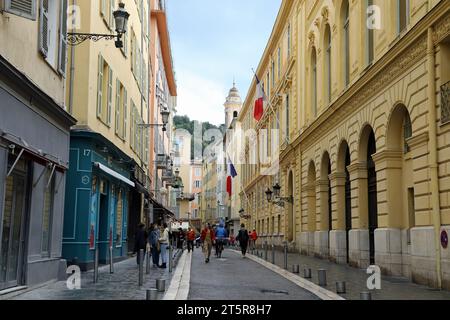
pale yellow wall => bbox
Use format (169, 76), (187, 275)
(67, 0), (150, 169)
(0, 1), (66, 106)
(239, 0), (450, 242)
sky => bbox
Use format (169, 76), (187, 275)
(166, 0), (282, 126)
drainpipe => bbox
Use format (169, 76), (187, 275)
(427, 27), (442, 289)
(68, 0), (76, 115)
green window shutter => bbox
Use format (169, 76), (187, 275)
(6, 0), (36, 19)
(97, 55), (104, 117)
(123, 89), (128, 139)
(110, 0), (115, 30)
(115, 79), (120, 134)
(107, 67), (113, 125)
(58, 0), (68, 77)
(39, 0), (49, 57)
(100, 0), (106, 17)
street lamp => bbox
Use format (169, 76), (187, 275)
(68, 3), (130, 48)
(265, 183), (293, 208)
(137, 107), (171, 132)
(239, 208), (251, 220)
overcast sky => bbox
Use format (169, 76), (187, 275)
(167, 0), (282, 126)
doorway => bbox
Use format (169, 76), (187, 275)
(0, 155), (29, 290)
(367, 131), (378, 265)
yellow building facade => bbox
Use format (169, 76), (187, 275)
(240, 0), (450, 289)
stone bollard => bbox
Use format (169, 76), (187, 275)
(336, 281), (346, 294)
(93, 247), (99, 283)
(156, 279), (166, 292)
(360, 292), (372, 300)
(283, 242), (288, 270)
(271, 244), (275, 264)
(292, 264), (300, 274)
(264, 241), (268, 261)
(318, 269), (327, 286)
(109, 247), (114, 274)
(146, 288), (159, 300)
(303, 268), (312, 279)
(169, 244), (173, 273)
(138, 249), (144, 287)
(146, 250), (150, 275)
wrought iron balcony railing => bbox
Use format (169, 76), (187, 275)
(441, 80), (450, 124)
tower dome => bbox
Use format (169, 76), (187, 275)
(224, 81), (242, 128)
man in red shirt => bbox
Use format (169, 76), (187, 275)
(187, 228), (196, 253)
(200, 223), (216, 263)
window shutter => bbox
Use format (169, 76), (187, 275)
(39, 0), (49, 58)
(123, 89), (128, 139)
(58, 0), (68, 77)
(107, 67), (113, 125)
(5, 0), (36, 19)
(100, 0), (106, 17)
(115, 79), (120, 134)
(110, 0), (115, 30)
(97, 55), (104, 117)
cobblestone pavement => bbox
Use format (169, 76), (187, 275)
(10, 255), (175, 300)
(188, 248), (320, 300)
(250, 246), (450, 300)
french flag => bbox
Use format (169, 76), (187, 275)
(226, 159), (238, 197)
(254, 75), (265, 121)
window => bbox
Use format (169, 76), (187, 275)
(116, 189), (123, 246)
(398, 0), (409, 34)
(271, 217), (275, 234)
(115, 81), (128, 140)
(42, 170), (55, 256)
(195, 168), (201, 176)
(287, 24), (291, 58)
(5, 0), (37, 19)
(97, 55), (113, 126)
(39, 0), (62, 70)
(100, 0), (115, 30)
(271, 60), (275, 88)
(366, 0), (375, 66)
(266, 72), (270, 98)
(311, 48), (317, 117)
(277, 47), (281, 79)
(325, 24), (332, 103)
(403, 113), (412, 153)
(343, 0), (350, 87)
(278, 215), (281, 234)
(285, 94), (290, 141)
(195, 180), (201, 188)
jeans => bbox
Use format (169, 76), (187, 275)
(151, 246), (160, 266)
(160, 243), (168, 264)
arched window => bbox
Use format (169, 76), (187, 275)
(342, 0), (350, 86)
(325, 24), (332, 103)
(403, 113), (412, 153)
(311, 48), (317, 116)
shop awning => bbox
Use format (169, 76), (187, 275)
(93, 162), (135, 187)
(150, 198), (175, 217)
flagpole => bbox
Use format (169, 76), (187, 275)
(251, 68), (287, 145)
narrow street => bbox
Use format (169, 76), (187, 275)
(187, 248), (319, 300)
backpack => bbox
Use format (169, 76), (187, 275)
(238, 229), (249, 243)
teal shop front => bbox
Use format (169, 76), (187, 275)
(63, 131), (134, 271)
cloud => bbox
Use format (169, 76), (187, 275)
(176, 70), (227, 126)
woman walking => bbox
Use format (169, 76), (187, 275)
(158, 223), (169, 268)
(149, 223), (161, 267)
(236, 224), (250, 257)
(200, 223), (215, 263)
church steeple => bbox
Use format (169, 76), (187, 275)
(224, 81), (242, 128)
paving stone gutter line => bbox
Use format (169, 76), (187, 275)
(230, 250), (344, 301)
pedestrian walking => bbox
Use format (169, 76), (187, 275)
(236, 224), (250, 257)
(250, 229), (258, 251)
(200, 223), (216, 263)
(134, 223), (147, 265)
(149, 223), (161, 267)
(158, 223), (169, 269)
(187, 228), (196, 253)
